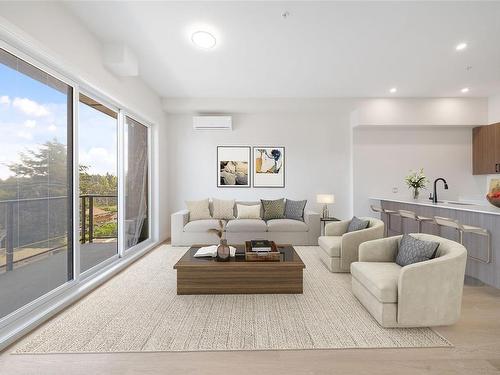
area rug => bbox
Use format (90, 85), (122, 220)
(14, 245), (451, 353)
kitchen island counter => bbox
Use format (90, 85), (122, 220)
(370, 197), (500, 289)
(370, 196), (500, 216)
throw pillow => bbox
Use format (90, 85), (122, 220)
(396, 234), (440, 267)
(261, 198), (285, 220)
(212, 198), (235, 220)
(185, 198), (211, 221)
(236, 204), (261, 219)
(347, 216), (369, 232)
(284, 199), (307, 221)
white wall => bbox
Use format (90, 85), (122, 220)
(167, 100), (356, 220)
(353, 98), (488, 127)
(353, 127), (487, 217)
(0, 1), (169, 241)
(489, 95), (500, 123)
(167, 97), (489, 224)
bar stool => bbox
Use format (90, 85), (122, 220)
(433, 216), (491, 264)
(370, 205), (399, 237)
(398, 209), (434, 233)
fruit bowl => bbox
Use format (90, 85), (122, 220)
(486, 193), (500, 208)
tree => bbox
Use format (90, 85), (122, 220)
(5, 139), (68, 199)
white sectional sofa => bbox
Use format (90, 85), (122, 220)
(171, 200), (320, 246)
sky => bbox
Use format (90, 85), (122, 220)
(0, 62), (117, 180)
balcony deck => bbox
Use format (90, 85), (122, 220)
(0, 242), (117, 319)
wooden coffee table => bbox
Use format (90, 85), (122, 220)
(173, 244), (305, 295)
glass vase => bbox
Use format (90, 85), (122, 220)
(412, 188), (420, 200)
(216, 239), (230, 261)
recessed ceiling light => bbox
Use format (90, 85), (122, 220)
(456, 42), (467, 51)
(389, 87), (397, 93)
(461, 87), (469, 93)
(191, 31), (216, 49)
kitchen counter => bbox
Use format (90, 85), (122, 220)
(370, 197), (500, 289)
(370, 197), (500, 216)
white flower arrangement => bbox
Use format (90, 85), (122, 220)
(404, 168), (429, 198)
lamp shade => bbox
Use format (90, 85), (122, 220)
(317, 194), (335, 204)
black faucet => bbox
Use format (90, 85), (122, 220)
(429, 178), (449, 203)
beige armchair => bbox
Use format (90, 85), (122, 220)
(351, 234), (467, 328)
(318, 217), (384, 273)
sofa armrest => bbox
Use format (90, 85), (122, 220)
(171, 209), (189, 246)
(358, 236), (400, 262)
(340, 222), (385, 268)
(325, 220), (350, 236)
(397, 248), (467, 326)
(304, 210), (320, 242)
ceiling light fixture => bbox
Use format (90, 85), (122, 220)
(456, 42), (467, 51)
(191, 31), (216, 49)
(389, 87), (397, 93)
(461, 87), (469, 93)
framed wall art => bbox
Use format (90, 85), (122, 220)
(253, 146), (285, 188)
(217, 146), (251, 188)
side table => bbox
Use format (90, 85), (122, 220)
(320, 217), (340, 236)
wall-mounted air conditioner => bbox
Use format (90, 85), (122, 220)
(193, 116), (232, 130)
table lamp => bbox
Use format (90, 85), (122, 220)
(317, 194), (335, 218)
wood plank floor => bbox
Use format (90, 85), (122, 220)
(1, 283), (500, 374)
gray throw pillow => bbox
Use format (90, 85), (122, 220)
(284, 199), (307, 221)
(261, 198), (285, 220)
(396, 234), (440, 267)
(347, 216), (369, 232)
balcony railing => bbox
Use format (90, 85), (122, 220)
(80, 194), (117, 244)
(0, 194), (117, 272)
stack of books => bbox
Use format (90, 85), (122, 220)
(245, 240), (280, 261)
(250, 240), (272, 252)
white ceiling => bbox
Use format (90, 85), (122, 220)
(65, 1), (500, 98)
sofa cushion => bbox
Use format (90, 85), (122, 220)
(267, 219), (308, 232)
(186, 199), (211, 221)
(261, 198), (285, 220)
(212, 198), (235, 220)
(184, 219), (225, 233)
(396, 234), (440, 267)
(225, 219), (267, 232)
(318, 236), (341, 257)
(234, 201), (262, 218)
(347, 216), (369, 232)
(284, 199), (307, 221)
(351, 262), (402, 303)
(236, 204), (261, 219)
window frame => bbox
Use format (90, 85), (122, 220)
(77, 90), (121, 279)
(122, 113), (153, 255)
(0, 41), (78, 327)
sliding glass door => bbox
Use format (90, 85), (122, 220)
(0, 44), (152, 325)
(124, 116), (149, 249)
(0, 48), (73, 319)
(78, 94), (118, 273)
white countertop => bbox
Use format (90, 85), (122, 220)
(370, 196), (500, 216)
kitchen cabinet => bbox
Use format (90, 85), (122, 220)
(473, 122), (500, 175)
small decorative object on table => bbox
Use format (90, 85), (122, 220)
(404, 168), (429, 200)
(208, 220), (230, 261)
(486, 178), (500, 208)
